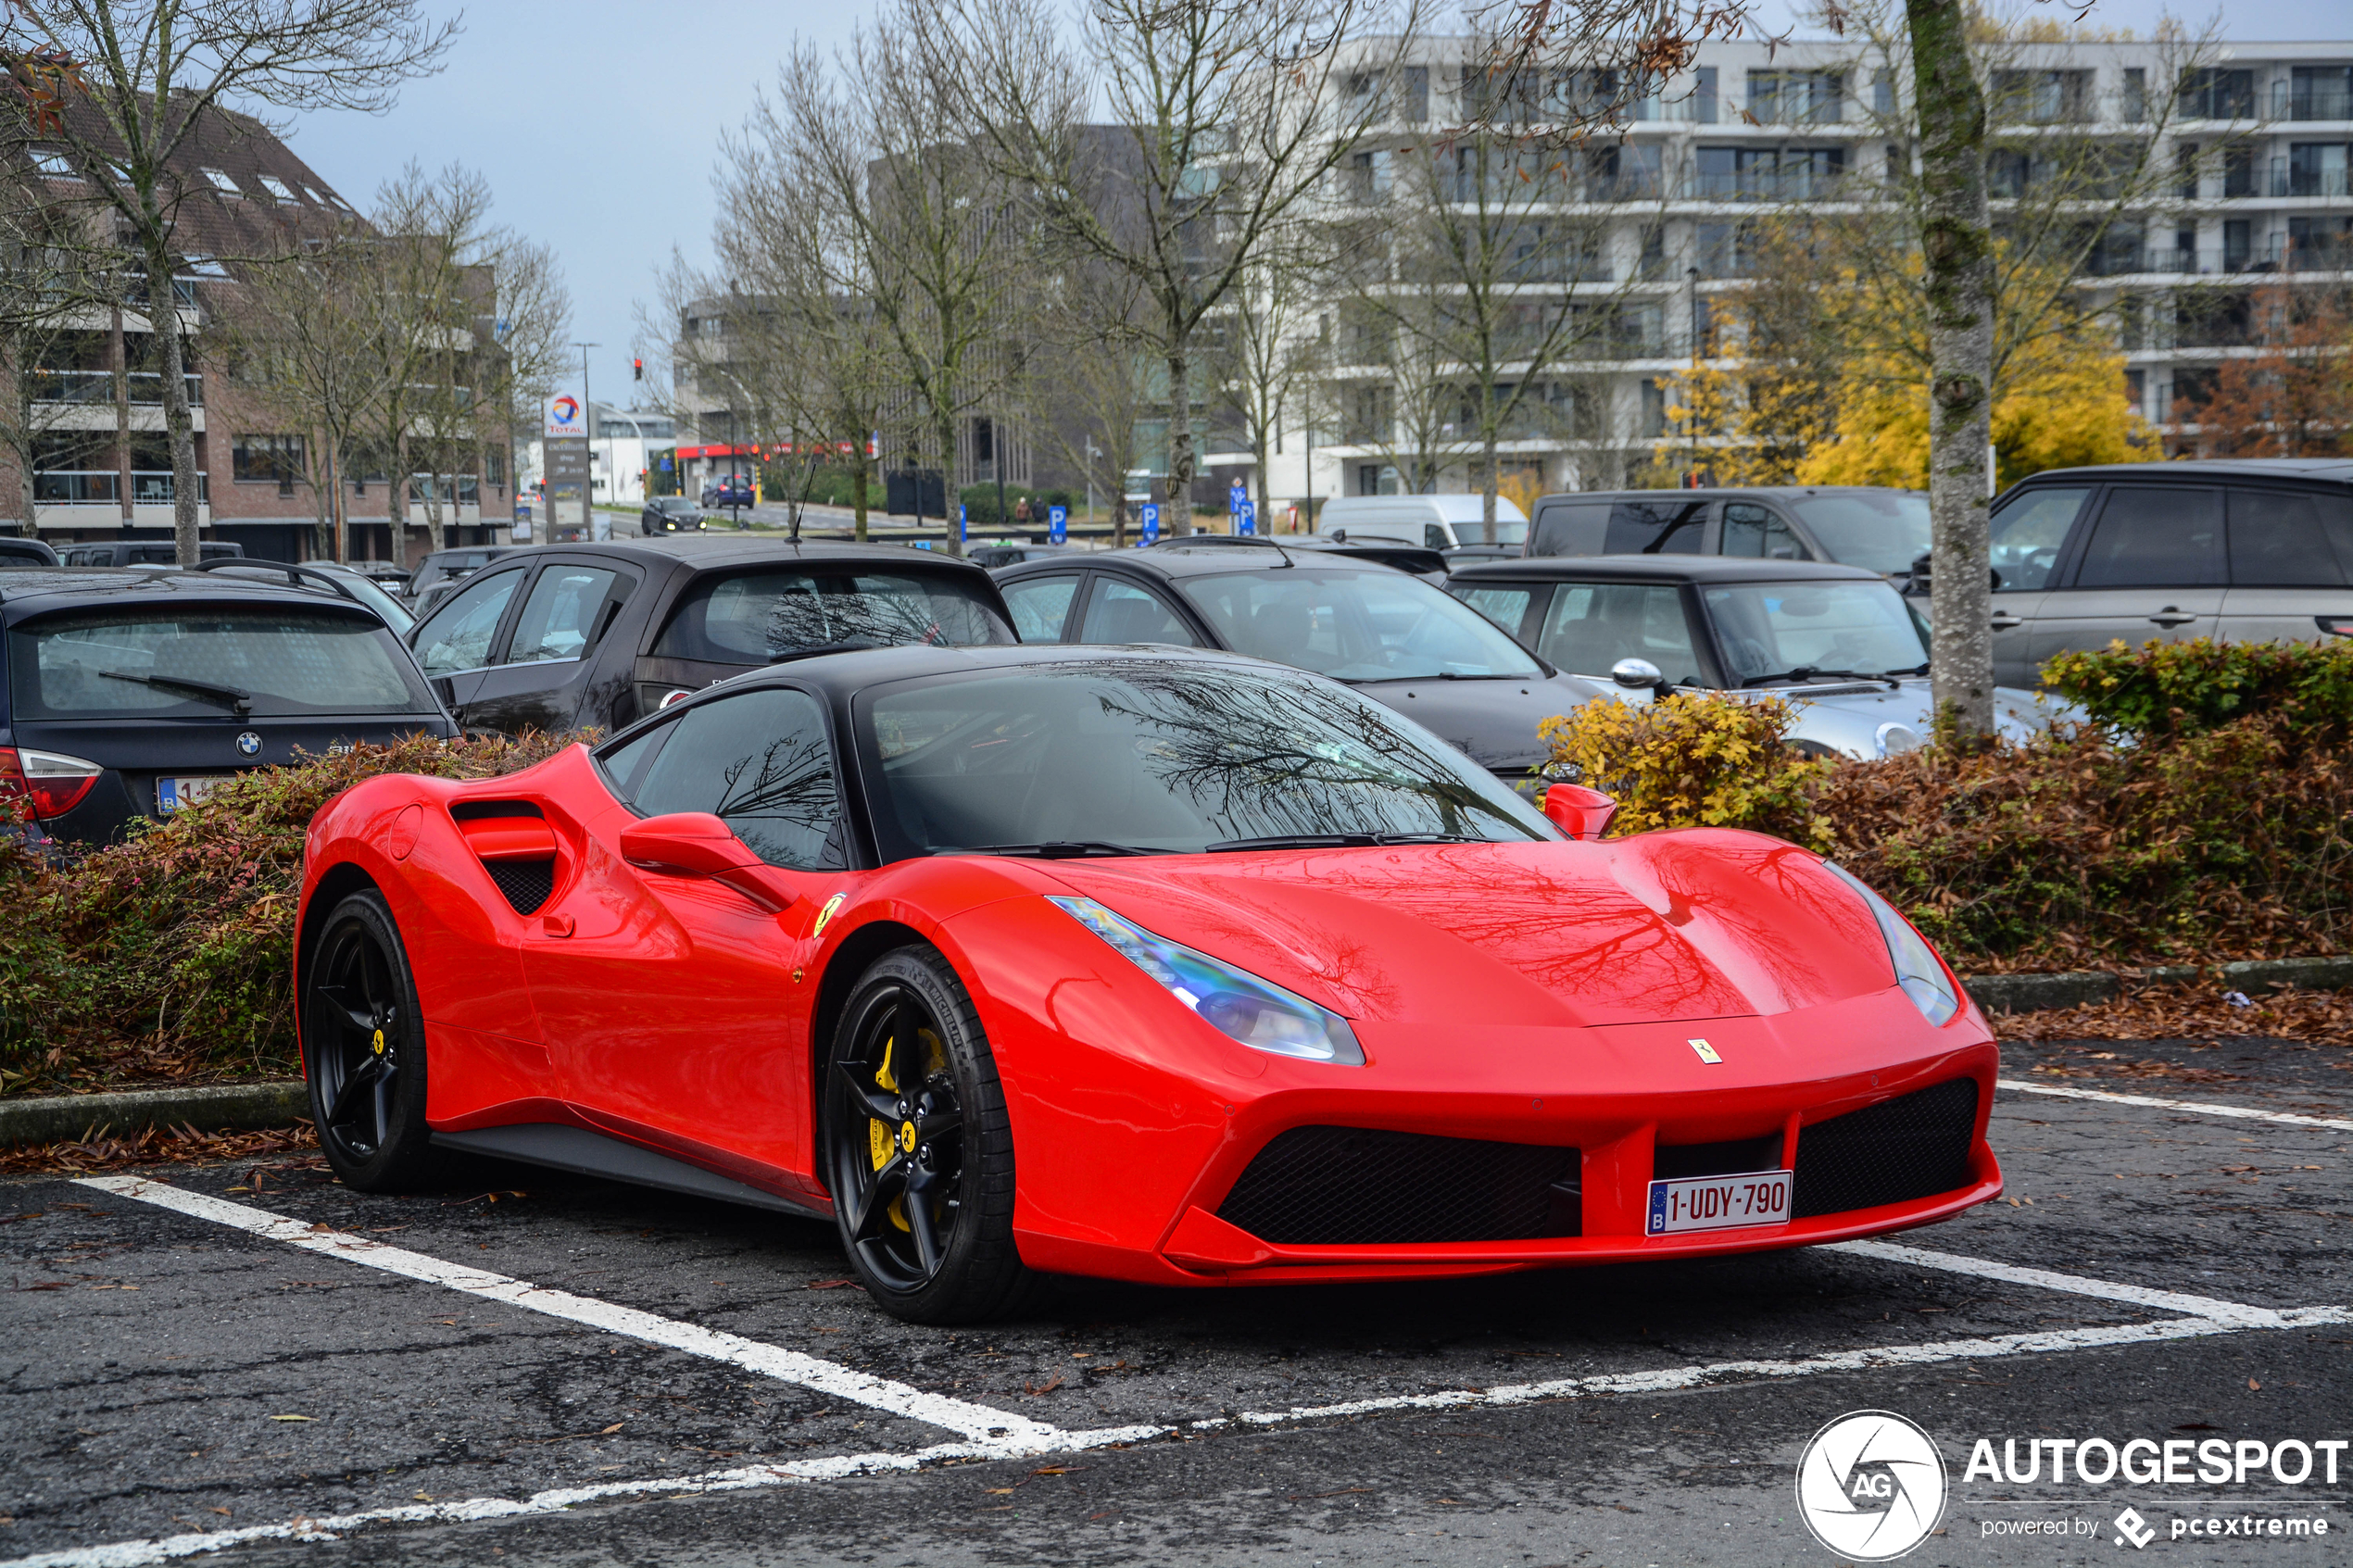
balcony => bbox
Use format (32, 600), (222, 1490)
(28, 370), (204, 407)
(31, 470), (120, 505)
(129, 470), (209, 504)
(127, 371), (203, 407)
(2273, 82), (2353, 121)
(2270, 165), (2352, 198)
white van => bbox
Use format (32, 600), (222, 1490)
(1317, 494), (1529, 549)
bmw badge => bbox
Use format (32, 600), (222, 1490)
(235, 731), (262, 758)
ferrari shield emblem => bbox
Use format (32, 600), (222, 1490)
(812, 893), (846, 936)
(1688, 1038), (1722, 1064)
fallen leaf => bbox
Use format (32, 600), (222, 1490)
(271, 1414), (315, 1423)
(1032, 1465), (1088, 1475)
(2249, 1378), (2262, 1391)
(598, 1423), (624, 1435)
(413, 1493), (432, 1502)
(209, 1508), (230, 1517)
(986, 1487), (1015, 1495)
(1025, 1375), (1065, 1397)
(805, 1279), (862, 1291)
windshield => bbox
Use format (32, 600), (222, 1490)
(10, 608), (434, 719)
(1179, 566), (1541, 681)
(862, 660), (1556, 859)
(1703, 581), (1929, 684)
(653, 569), (1014, 665)
(1783, 493), (1933, 577)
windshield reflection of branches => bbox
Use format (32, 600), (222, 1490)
(716, 732), (847, 867)
(1077, 662), (1532, 842)
(762, 579), (947, 656)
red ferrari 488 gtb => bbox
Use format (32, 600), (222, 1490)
(296, 644), (2001, 1322)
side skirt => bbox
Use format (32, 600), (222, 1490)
(432, 1123), (830, 1222)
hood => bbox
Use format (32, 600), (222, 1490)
(1039, 833), (1896, 1028)
(1614, 680), (2081, 759)
(1352, 671), (1611, 773)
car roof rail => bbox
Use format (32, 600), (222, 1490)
(187, 558), (374, 610)
(1145, 533), (1283, 549)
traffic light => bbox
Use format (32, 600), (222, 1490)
(632, 357), (643, 381)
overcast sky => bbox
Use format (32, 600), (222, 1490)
(283, 0), (2328, 414)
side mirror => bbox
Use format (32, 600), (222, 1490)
(1542, 783), (1618, 841)
(620, 812), (758, 877)
(1610, 657), (1664, 690)
(619, 812), (799, 912)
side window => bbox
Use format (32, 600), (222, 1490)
(593, 720), (670, 799)
(411, 567), (524, 678)
(1987, 487), (2089, 592)
(630, 687), (846, 871)
(1450, 583), (1537, 642)
(2228, 488), (2353, 587)
(1001, 574), (1080, 642)
(1424, 523), (1449, 549)
(1537, 583), (1705, 685)
(2073, 486), (2223, 589)
(1078, 580), (1201, 646)
(505, 564), (625, 665)
(1529, 500), (1609, 556)
(1604, 500), (1707, 555)
(1722, 502), (1806, 560)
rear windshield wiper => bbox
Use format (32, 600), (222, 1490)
(951, 841), (1174, 859)
(102, 670), (252, 713)
(1740, 666), (1903, 690)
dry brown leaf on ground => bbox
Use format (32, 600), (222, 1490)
(1996, 985), (2353, 1047)
(0, 1121), (317, 1177)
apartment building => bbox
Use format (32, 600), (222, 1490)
(1246, 35), (2353, 502)
(2, 103), (513, 563)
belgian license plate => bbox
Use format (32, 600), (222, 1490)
(1647, 1169), (1793, 1236)
(157, 775), (229, 814)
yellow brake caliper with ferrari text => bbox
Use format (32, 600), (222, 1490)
(865, 1032), (945, 1234)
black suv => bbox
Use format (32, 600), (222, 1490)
(56, 541), (244, 568)
(992, 538), (1610, 779)
(404, 536), (1018, 736)
(641, 497), (705, 535)
(0, 567), (454, 843)
(1981, 458), (2353, 686)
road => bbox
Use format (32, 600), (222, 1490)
(4, 1030), (2346, 1567)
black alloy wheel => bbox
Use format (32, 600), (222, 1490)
(304, 890), (442, 1190)
(825, 947), (1030, 1323)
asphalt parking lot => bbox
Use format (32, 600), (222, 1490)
(4, 1031), (2346, 1568)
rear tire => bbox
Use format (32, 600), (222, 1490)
(824, 947), (1032, 1323)
(303, 890), (445, 1191)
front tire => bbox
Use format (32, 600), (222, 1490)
(824, 947), (1030, 1323)
(303, 889), (444, 1190)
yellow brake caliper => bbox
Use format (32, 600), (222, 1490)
(867, 1040), (912, 1233)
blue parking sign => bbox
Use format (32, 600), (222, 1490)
(1139, 503), (1160, 546)
(957, 502), (967, 542)
(1236, 500), (1256, 536)
(1048, 505), (1067, 544)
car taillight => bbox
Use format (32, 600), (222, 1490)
(2320, 616), (2352, 638)
(0, 746), (103, 821)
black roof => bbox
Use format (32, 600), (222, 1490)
(0, 565), (396, 621)
(2007, 458), (2353, 486)
(1446, 554), (1885, 586)
(996, 538), (1406, 582)
(504, 538), (996, 576)
(1535, 485), (1923, 505)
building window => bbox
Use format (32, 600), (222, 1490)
(2123, 68), (2148, 121)
(1747, 69), (1843, 125)
(1872, 69), (1894, 115)
(485, 449), (507, 487)
(31, 147), (77, 180)
(1403, 65), (1429, 123)
(2179, 68), (2255, 120)
(1694, 66), (1718, 124)
(1992, 69), (2092, 124)
(1641, 379), (1667, 439)
(200, 166), (242, 195)
(233, 433), (305, 489)
(257, 174), (297, 203)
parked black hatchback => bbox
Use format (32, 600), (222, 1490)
(0, 568), (455, 844)
(403, 537), (1018, 736)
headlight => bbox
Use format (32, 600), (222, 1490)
(1818, 862), (1959, 1026)
(1049, 896), (1365, 1064)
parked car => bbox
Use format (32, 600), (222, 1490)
(299, 641), (1999, 1320)
(641, 496), (705, 535)
(195, 559), (417, 636)
(1446, 556), (2070, 759)
(993, 537), (1612, 782)
(1976, 459), (2353, 687)
(701, 474), (755, 508)
(1317, 493), (1529, 549)
(313, 558), (412, 591)
(0, 538), (59, 567)
(404, 537), (1019, 737)
(407, 546), (526, 618)
(1524, 487), (1934, 583)
(969, 542), (1086, 569)
(55, 540), (243, 568)
(0, 567), (455, 844)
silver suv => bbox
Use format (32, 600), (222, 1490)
(1985, 459), (2353, 687)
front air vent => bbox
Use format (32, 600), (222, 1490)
(455, 805), (557, 916)
(1217, 1125), (1580, 1245)
(1654, 1133), (1784, 1182)
(1792, 1077), (1980, 1219)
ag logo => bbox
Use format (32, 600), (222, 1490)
(1795, 1410), (1947, 1562)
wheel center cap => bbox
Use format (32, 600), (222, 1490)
(898, 1121), (916, 1154)
(370, 1028), (385, 1056)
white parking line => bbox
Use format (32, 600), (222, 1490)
(1999, 1078), (2353, 1133)
(30, 1182), (2346, 1568)
(74, 1175), (1061, 1449)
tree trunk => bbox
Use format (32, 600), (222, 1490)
(852, 443), (871, 543)
(1164, 344), (1192, 533)
(1480, 428), (1500, 546)
(145, 245), (201, 566)
(934, 410), (963, 557)
(1907, 0), (1997, 738)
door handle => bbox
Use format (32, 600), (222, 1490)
(2147, 608), (2197, 628)
(1988, 612), (2023, 630)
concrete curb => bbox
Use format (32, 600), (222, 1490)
(1961, 956), (2353, 1016)
(0, 1080), (307, 1148)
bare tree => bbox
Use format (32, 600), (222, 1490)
(0, 124), (119, 540)
(1, 0), (459, 565)
(1207, 233), (1326, 528)
(926, 0), (1421, 526)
